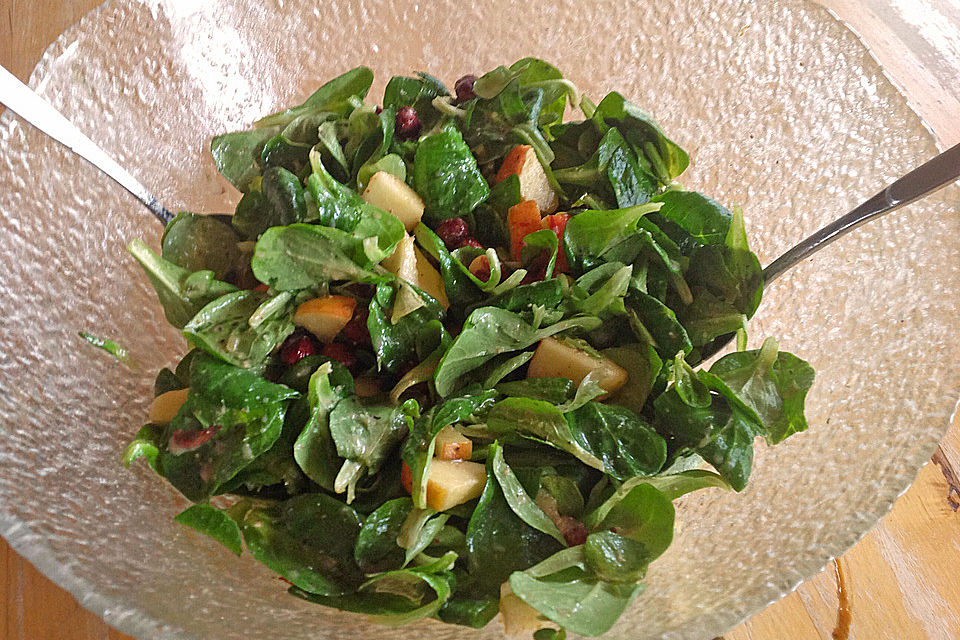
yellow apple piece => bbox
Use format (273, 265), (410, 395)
(381, 235), (449, 321)
(361, 170), (425, 231)
(435, 425), (473, 460)
(424, 458), (487, 511)
(499, 582), (552, 637)
(495, 145), (559, 215)
(527, 336), (629, 395)
(293, 295), (356, 343)
(148, 388), (190, 425)
(400, 459), (487, 511)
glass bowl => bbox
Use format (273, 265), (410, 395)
(1, 0), (958, 638)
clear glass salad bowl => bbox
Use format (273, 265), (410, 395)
(1, 0), (959, 638)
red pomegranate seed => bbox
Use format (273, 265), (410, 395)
(468, 255), (491, 282)
(521, 253), (549, 284)
(341, 306), (371, 345)
(454, 74), (477, 104)
(560, 518), (588, 547)
(280, 333), (317, 365)
(434, 218), (469, 249)
(395, 106), (422, 141)
(322, 342), (357, 369)
(169, 424), (222, 455)
(458, 238), (483, 250)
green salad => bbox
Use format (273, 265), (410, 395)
(122, 59), (814, 637)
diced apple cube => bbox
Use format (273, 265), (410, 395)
(400, 459), (487, 511)
(527, 336), (629, 396)
(435, 425), (473, 460)
(148, 388), (190, 425)
(495, 145), (559, 215)
(382, 235), (449, 319)
(361, 171), (425, 231)
(380, 233), (415, 276)
(499, 582), (552, 637)
(293, 295), (356, 343)
(425, 459), (487, 511)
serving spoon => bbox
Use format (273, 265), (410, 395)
(2, 62), (959, 353)
(0, 64), (173, 224)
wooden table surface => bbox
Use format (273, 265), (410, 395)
(2, 1), (959, 639)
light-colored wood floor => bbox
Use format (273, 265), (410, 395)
(3, 1), (959, 639)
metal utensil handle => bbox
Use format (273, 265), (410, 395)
(763, 141), (960, 284)
(0, 64), (172, 225)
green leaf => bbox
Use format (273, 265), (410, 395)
(480, 351), (535, 387)
(521, 229), (559, 279)
(554, 128), (656, 209)
(436, 597), (500, 629)
(330, 396), (419, 504)
(650, 190), (732, 246)
(566, 403), (667, 478)
(210, 127), (281, 192)
(367, 282), (446, 373)
(154, 353), (299, 501)
(413, 125), (490, 221)
(652, 384), (762, 491)
(255, 66), (374, 128)
(627, 290), (693, 358)
(78, 331), (131, 365)
(121, 423), (164, 470)
(289, 552), (455, 624)
(329, 397), (418, 503)
(485, 280), (563, 314)
(562, 203), (663, 274)
(174, 504), (243, 556)
(293, 361), (354, 490)
(509, 548), (640, 637)
(127, 239), (237, 329)
(587, 471), (731, 535)
(491, 442), (566, 545)
(497, 378), (575, 404)
(260, 134), (311, 175)
(413, 223), (486, 307)
(239, 494), (365, 595)
(586, 483), (674, 560)
(161, 213), (240, 280)
(434, 307), (601, 397)
(593, 91), (689, 182)
(602, 344), (662, 413)
(250, 224), (388, 290)
(397, 507), (450, 566)
(354, 497), (413, 573)
(384, 73), (449, 112)
(682, 206), (764, 343)
(583, 531), (649, 583)
(357, 153), (406, 193)
(182, 290), (294, 368)
(466, 448), (563, 592)
(540, 474), (585, 518)
(487, 398), (666, 480)
(703, 338), (815, 444)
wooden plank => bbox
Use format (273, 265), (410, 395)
(1, 538), (11, 640)
(1, 1), (960, 639)
(0, 0), (97, 81)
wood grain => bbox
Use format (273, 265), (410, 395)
(2, 1), (959, 639)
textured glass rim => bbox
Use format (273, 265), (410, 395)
(0, 2), (955, 639)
